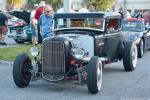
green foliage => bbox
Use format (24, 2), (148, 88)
(27, 0), (63, 11)
(7, 0), (115, 12)
(46, 0), (63, 11)
(0, 44), (41, 61)
(27, 0), (41, 9)
(84, 0), (116, 11)
(7, 0), (12, 4)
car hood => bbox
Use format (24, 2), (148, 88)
(57, 33), (94, 57)
(9, 10), (31, 24)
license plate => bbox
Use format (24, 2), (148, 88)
(16, 29), (23, 34)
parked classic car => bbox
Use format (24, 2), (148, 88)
(122, 18), (150, 58)
(7, 10), (32, 44)
(131, 13), (143, 18)
(13, 12), (139, 94)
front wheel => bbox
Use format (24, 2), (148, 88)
(13, 53), (32, 87)
(123, 42), (138, 71)
(87, 56), (103, 94)
(14, 39), (25, 44)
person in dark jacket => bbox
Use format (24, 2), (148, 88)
(118, 7), (124, 19)
(0, 10), (8, 45)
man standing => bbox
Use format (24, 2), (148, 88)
(35, 1), (45, 21)
(0, 10), (8, 45)
(88, 5), (96, 12)
(34, 1), (46, 43)
(118, 7), (124, 19)
(39, 5), (54, 40)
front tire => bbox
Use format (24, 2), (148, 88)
(14, 39), (25, 44)
(123, 42), (138, 71)
(13, 53), (32, 87)
(87, 56), (103, 94)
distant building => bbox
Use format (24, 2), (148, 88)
(117, 0), (150, 13)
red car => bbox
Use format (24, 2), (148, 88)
(6, 10), (32, 44)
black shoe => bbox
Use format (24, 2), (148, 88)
(1, 42), (7, 45)
(35, 43), (38, 45)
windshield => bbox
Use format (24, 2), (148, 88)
(122, 20), (144, 32)
(54, 18), (105, 31)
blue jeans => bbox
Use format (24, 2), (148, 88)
(30, 24), (37, 37)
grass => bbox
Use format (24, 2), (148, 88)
(0, 44), (41, 61)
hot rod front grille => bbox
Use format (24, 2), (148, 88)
(42, 40), (65, 81)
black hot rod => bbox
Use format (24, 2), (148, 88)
(13, 12), (139, 94)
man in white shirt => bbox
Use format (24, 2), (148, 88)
(78, 4), (89, 13)
(57, 6), (75, 13)
(127, 11), (131, 18)
(56, 6), (75, 28)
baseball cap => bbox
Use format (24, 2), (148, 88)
(39, 1), (46, 6)
(34, 4), (39, 7)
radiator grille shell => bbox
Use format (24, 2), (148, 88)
(42, 39), (65, 81)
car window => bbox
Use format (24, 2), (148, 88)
(55, 18), (105, 31)
(107, 18), (121, 34)
(122, 20), (144, 32)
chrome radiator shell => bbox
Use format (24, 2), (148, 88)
(42, 39), (65, 81)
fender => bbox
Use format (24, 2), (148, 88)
(124, 32), (142, 45)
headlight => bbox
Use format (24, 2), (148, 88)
(71, 47), (85, 59)
(30, 46), (39, 57)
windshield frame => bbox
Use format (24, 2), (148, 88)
(54, 17), (105, 31)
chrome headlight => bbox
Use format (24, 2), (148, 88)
(30, 46), (39, 57)
(71, 47), (85, 60)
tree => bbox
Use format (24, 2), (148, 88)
(84, 0), (116, 11)
(6, 0), (15, 11)
(27, 0), (41, 9)
(46, 0), (63, 11)
(26, 0), (63, 11)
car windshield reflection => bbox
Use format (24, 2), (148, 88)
(122, 20), (144, 32)
(55, 18), (105, 31)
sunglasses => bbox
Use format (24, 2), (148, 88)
(46, 10), (52, 13)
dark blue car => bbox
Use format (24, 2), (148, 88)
(122, 18), (150, 58)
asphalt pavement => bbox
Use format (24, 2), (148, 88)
(0, 51), (150, 100)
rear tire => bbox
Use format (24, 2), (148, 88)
(87, 56), (102, 94)
(123, 42), (138, 71)
(138, 39), (144, 58)
(13, 53), (32, 87)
